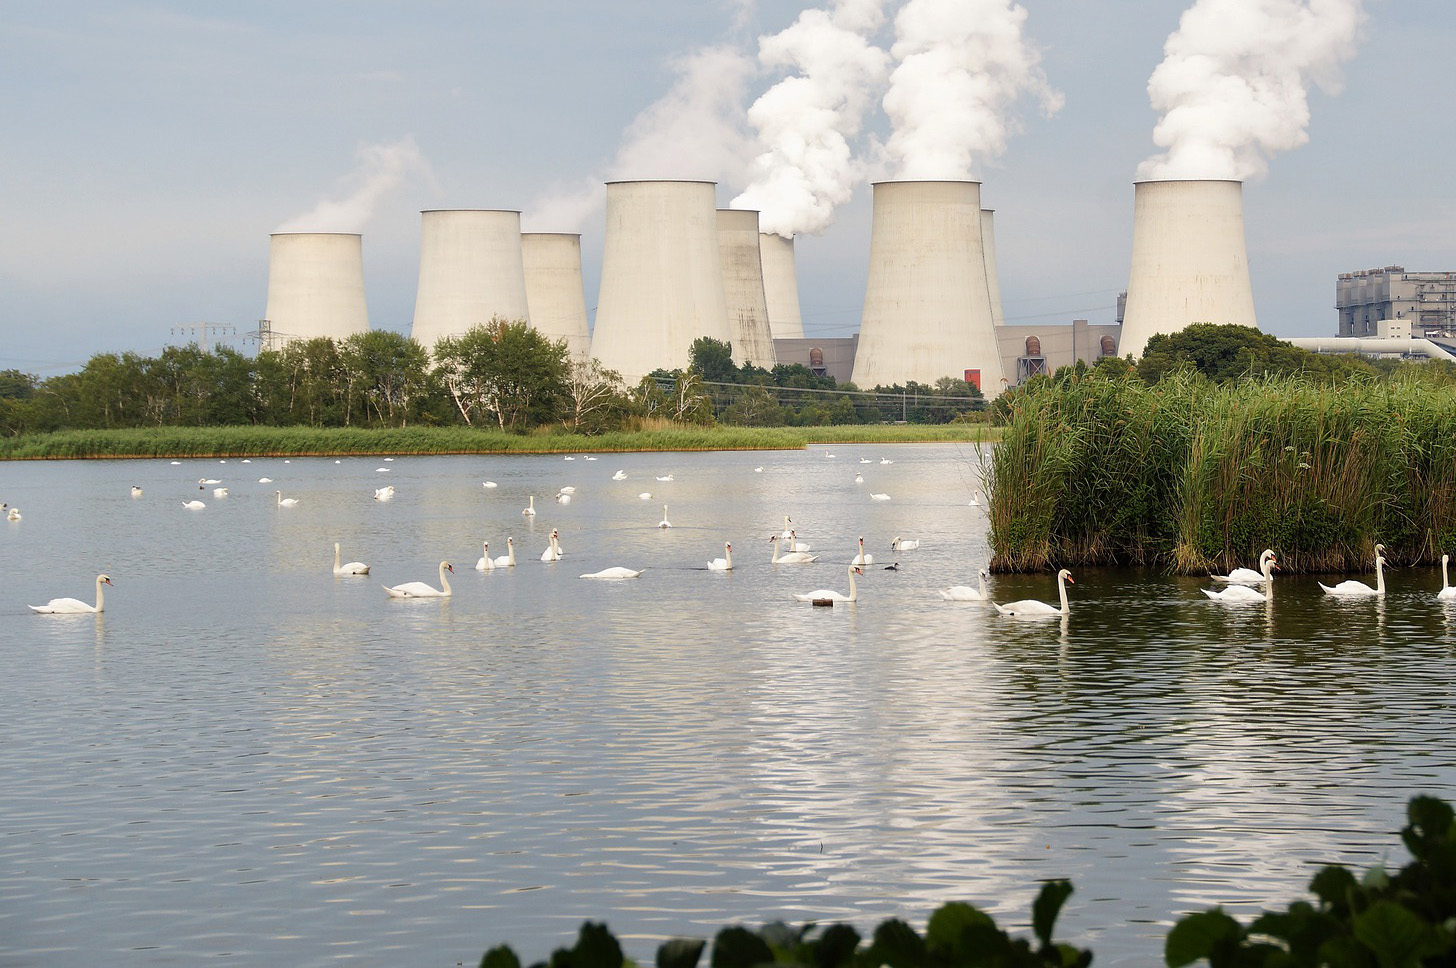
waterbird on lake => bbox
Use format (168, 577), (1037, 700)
(333, 543), (370, 576)
(850, 537), (874, 566)
(1210, 549), (1276, 584)
(130, 486), (143, 497)
(182, 500), (205, 510)
(994, 569), (1074, 618)
(275, 491), (299, 508)
(794, 564), (863, 603)
(541, 530), (563, 562)
(769, 535), (817, 564)
(891, 536), (919, 551)
(1319, 544), (1386, 597)
(373, 485), (394, 500)
(483, 481), (498, 488)
(523, 495), (536, 516)
(384, 561), (453, 598)
(1203, 554), (1277, 603)
(1439, 554), (1456, 601)
(940, 569), (991, 602)
(213, 488), (228, 498)
(490, 537), (516, 568)
(30, 574), (112, 614)
(707, 542), (733, 571)
(658, 505), (672, 528)
(579, 566), (643, 579)
(612, 470), (627, 480)
(870, 493), (891, 502)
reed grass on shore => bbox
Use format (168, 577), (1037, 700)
(0, 422), (991, 460)
(988, 371), (1456, 573)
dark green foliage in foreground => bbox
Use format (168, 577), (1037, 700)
(478, 881), (1090, 968)
(1166, 795), (1456, 967)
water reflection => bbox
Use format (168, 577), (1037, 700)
(2, 448), (1453, 967)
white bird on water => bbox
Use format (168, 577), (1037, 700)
(130, 485), (143, 497)
(541, 529), (563, 562)
(707, 542), (733, 571)
(870, 493), (891, 502)
(30, 574), (113, 614)
(891, 536), (920, 551)
(1210, 549), (1276, 585)
(333, 543), (370, 576)
(850, 537), (874, 566)
(794, 565), (863, 603)
(373, 485), (395, 501)
(182, 500), (205, 510)
(580, 566), (642, 579)
(1202, 553), (1277, 603)
(1319, 544), (1387, 597)
(769, 535), (817, 564)
(490, 537), (516, 569)
(1439, 554), (1456, 601)
(483, 481), (498, 489)
(523, 495), (536, 516)
(612, 470), (627, 481)
(275, 491), (299, 508)
(658, 505), (672, 529)
(213, 487), (228, 498)
(994, 570), (1075, 618)
(384, 561), (454, 598)
(940, 569), (992, 602)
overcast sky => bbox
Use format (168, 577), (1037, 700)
(2, 0), (1450, 376)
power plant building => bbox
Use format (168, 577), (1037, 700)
(1336, 267), (1456, 338)
(717, 210), (778, 369)
(981, 210), (1007, 328)
(851, 180), (1005, 395)
(1118, 178), (1258, 360)
(759, 233), (805, 339)
(262, 232), (371, 346)
(411, 209), (530, 353)
(590, 180), (733, 384)
(521, 233), (591, 357)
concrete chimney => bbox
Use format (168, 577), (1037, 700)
(521, 233), (591, 358)
(411, 210), (530, 353)
(263, 233), (370, 346)
(759, 232), (805, 340)
(717, 210), (778, 369)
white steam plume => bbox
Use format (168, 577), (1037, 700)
(729, 0), (892, 239)
(275, 137), (431, 232)
(523, 46), (756, 233)
(1138, 0), (1366, 181)
(881, 0), (1061, 181)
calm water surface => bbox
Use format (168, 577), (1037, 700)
(2, 445), (1454, 966)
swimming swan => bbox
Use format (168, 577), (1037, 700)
(1211, 549), (1276, 584)
(708, 542), (733, 571)
(373, 485), (395, 501)
(1203, 553), (1277, 603)
(794, 564), (863, 603)
(940, 569), (991, 602)
(850, 536), (874, 566)
(787, 529), (811, 552)
(275, 491), (299, 508)
(658, 505), (672, 529)
(475, 540), (494, 571)
(182, 500), (205, 510)
(333, 542), (370, 575)
(891, 536), (920, 551)
(994, 569), (1075, 617)
(1319, 544), (1386, 597)
(580, 566), (643, 579)
(384, 561), (453, 598)
(30, 574), (112, 614)
(769, 534), (817, 564)
(1440, 554), (1456, 601)
(541, 529), (563, 562)
(490, 537), (516, 568)
(523, 495), (536, 516)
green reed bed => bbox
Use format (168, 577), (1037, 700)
(989, 372), (1456, 572)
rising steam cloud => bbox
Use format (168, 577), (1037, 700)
(729, 0), (892, 239)
(274, 137), (431, 233)
(523, 46), (756, 233)
(881, 0), (1061, 181)
(1138, 0), (1366, 181)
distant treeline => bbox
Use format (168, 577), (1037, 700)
(989, 325), (1456, 572)
(0, 320), (985, 437)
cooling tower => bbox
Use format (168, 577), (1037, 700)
(1119, 179), (1258, 361)
(263, 233), (370, 345)
(851, 181), (1005, 395)
(591, 180), (732, 384)
(411, 210), (530, 353)
(717, 210), (778, 369)
(521, 233), (591, 358)
(981, 210), (1006, 327)
(759, 232), (805, 339)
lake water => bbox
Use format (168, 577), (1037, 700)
(2, 444), (1454, 967)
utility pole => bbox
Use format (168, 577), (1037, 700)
(169, 322), (236, 353)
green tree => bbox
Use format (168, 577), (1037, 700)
(432, 318), (569, 431)
(1137, 323), (1378, 384)
(564, 357), (629, 434)
(689, 336), (738, 384)
(340, 331), (431, 427)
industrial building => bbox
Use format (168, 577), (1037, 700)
(1336, 267), (1456, 339)
(521, 232), (591, 358)
(758, 233), (804, 340)
(410, 210), (530, 353)
(261, 233), (371, 347)
(716, 210), (779, 369)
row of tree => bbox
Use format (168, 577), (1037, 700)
(0, 322), (988, 436)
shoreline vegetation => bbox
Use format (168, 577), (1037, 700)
(0, 423), (991, 461)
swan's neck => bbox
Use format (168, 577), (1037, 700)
(847, 565), (858, 602)
(334, 544), (341, 569)
(1263, 562), (1275, 601)
(1057, 574), (1069, 614)
(771, 541), (780, 565)
(507, 542), (515, 565)
(1444, 557), (1451, 591)
(978, 572), (988, 599)
(439, 563), (452, 595)
(725, 545), (732, 568)
(95, 576), (105, 612)
(1375, 556), (1385, 594)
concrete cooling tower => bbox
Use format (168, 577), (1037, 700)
(759, 233), (805, 339)
(981, 210), (1006, 328)
(851, 181), (1005, 395)
(590, 180), (732, 384)
(521, 233), (591, 358)
(411, 210), (530, 353)
(1119, 179), (1258, 361)
(717, 210), (778, 369)
(263, 233), (370, 345)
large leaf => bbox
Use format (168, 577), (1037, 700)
(1032, 880), (1075, 948)
(711, 926), (775, 968)
(1351, 900), (1448, 968)
(1310, 866), (1361, 913)
(481, 946), (523, 968)
(812, 923), (861, 968)
(657, 939), (706, 968)
(863, 918), (926, 968)
(925, 902), (997, 959)
(1165, 909), (1243, 968)
(571, 922), (626, 968)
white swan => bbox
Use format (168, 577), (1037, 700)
(490, 537), (516, 568)
(879, 458), (893, 465)
(1211, 549), (1276, 584)
(483, 481), (498, 488)
(213, 487), (228, 498)
(556, 492), (572, 504)
(658, 505), (672, 529)
(769, 534), (818, 564)
(30, 574), (112, 614)
(7, 507), (21, 521)
(333, 542), (370, 575)
(994, 569), (1075, 618)
(708, 541), (733, 571)
(580, 566), (643, 579)
(794, 564), (863, 603)
(198, 477), (221, 485)
(787, 529), (811, 552)
(656, 474), (674, 482)
(850, 536), (874, 566)
(541, 529), (563, 562)
(940, 569), (991, 602)
(854, 473), (864, 484)
(523, 495), (536, 516)
(275, 490), (299, 508)
(258, 477), (272, 483)
(969, 492), (982, 507)
(891, 536), (920, 551)
(612, 470), (627, 481)
(1439, 554), (1456, 601)
(1319, 544), (1386, 597)
(130, 485), (143, 497)
(373, 485), (394, 501)
(384, 561), (453, 598)
(558, 486), (576, 494)
(870, 493), (891, 502)
(1203, 553), (1277, 603)
(182, 500), (205, 510)
(475, 540), (494, 571)
(638, 492), (652, 500)
(780, 515), (795, 538)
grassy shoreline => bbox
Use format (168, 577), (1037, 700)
(0, 424), (993, 460)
